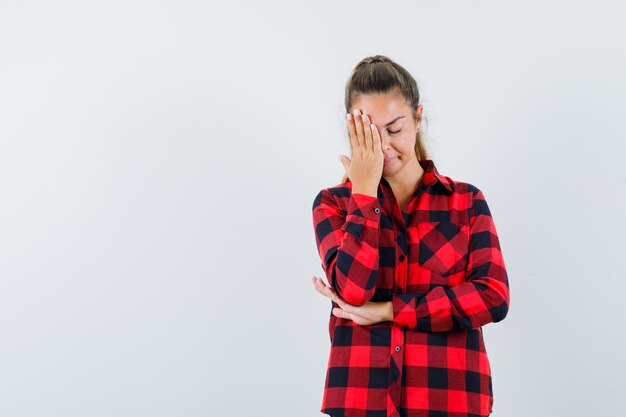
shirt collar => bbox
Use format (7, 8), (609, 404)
(379, 158), (453, 195)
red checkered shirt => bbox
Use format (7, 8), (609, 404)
(311, 158), (510, 417)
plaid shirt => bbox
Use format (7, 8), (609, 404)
(311, 159), (510, 417)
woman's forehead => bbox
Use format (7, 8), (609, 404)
(351, 94), (409, 125)
(352, 93), (407, 113)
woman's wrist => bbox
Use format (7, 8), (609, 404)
(352, 186), (378, 197)
(386, 301), (393, 322)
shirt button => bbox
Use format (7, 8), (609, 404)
(399, 254), (405, 261)
(395, 345), (401, 352)
(396, 289), (402, 294)
(374, 207), (380, 213)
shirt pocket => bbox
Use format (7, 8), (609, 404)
(416, 221), (470, 283)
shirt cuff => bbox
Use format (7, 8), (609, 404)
(348, 193), (382, 221)
(392, 293), (419, 329)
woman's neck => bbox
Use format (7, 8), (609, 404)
(383, 156), (425, 197)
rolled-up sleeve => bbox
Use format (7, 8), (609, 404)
(392, 188), (510, 332)
(312, 188), (383, 306)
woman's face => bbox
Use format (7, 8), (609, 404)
(351, 92), (423, 178)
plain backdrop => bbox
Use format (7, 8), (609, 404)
(1, 1), (625, 416)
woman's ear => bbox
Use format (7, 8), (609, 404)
(415, 104), (424, 128)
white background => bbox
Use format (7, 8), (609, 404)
(1, 1), (625, 416)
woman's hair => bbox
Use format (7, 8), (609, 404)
(341, 55), (429, 183)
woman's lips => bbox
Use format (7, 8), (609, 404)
(384, 157), (397, 164)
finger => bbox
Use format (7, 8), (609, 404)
(338, 154), (351, 172)
(314, 275), (331, 289)
(332, 307), (349, 319)
(370, 122), (381, 154)
(352, 108), (365, 149)
(313, 277), (337, 299)
(361, 113), (374, 152)
(319, 281), (340, 303)
(312, 276), (326, 290)
(313, 276), (350, 306)
(334, 296), (353, 311)
(315, 278), (345, 306)
(313, 277), (330, 296)
(333, 307), (368, 324)
(346, 113), (358, 153)
(315, 276), (329, 285)
(312, 277), (323, 292)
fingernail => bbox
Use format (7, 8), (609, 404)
(361, 114), (367, 121)
(346, 113), (352, 120)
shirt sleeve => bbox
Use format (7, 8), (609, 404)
(312, 188), (383, 306)
(391, 188), (510, 332)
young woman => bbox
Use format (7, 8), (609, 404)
(311, 55), (510, 417)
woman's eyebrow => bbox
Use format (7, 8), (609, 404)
(383, 116), (405, 127)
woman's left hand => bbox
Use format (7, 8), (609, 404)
(311, 275), (393, 326)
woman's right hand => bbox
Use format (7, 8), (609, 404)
(339, 109), (384, 196)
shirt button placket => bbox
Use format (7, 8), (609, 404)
(389, 324), (404, 417)
(395, 252), (406, 295)
(389, 211), (406, 416)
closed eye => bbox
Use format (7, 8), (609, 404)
(389, 129), (401, 134)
